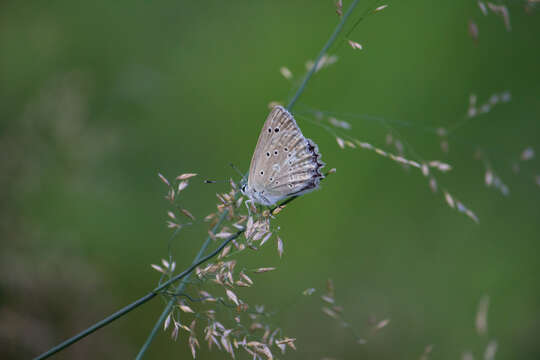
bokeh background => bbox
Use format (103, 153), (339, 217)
(2, 0), (540, 359)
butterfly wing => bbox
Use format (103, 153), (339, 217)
(247, 106), (324, 205)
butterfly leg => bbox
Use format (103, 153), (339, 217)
(245, 198), (260, 218)
(244, 199), (253, 217)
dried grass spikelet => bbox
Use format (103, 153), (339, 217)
(167, 220), (181, 229)
(235, 280), (251, 287)
(199, 290), (216, 302)
(444, 191), (455, 208)
(328, 117), (351, 130)
(171, 320), (181, 341)
(469, 20), (479, 43)
(215, 231), (233, 239)
(484, 168), (509, 196)
(428, 161), (452, 172)
(178, 180), (189, 192)
(484, 340), (498, 360)
(226, 289), (240, 306)
(179, 303), (195, 314)
(271, 205), (286, 215)
(189, 333), (200, 359)
(345, 140), (356, 148)
(279, 67), (292, 80)
(374, 5), (388, 12)
(335, 0), (343, 16)
(487, 2), (511, 31)
(478, 1), (488, 15)
(260, 232), (273, 246)
(443, 191), (479, 223)
(204, 213), (216, 222)
(164, 312), (172, 330)
(207, 230), (217, 241)
(276, 337), (296, 351)
(420, 344), (434, 360)
(151, 264), (165, 273)
(303, 288), (316, 296)
(247, 341), (274, 360)
(521, 147), (534, 161)
(467, 91), (511, 118)
(245, 216), (254, 239)
(277, 237), (284, 258)
(305, 54), (338, 72)
(216, 193), (227, 205)
(475, 295), (490, 335)
(218, 244), (231, 259)
(348, 40), (363, 50)
(322, 306), (339, 319)
(158, 173), (171, 186)
(374, 318), (390, 330)
(429, 177), (438, 193)
(181, 208), (196, 220)
(162, 259), (175, 272)
(326, 278), (335, 298)
(321, 295), (334, 304)
(177, 173), (198, 180)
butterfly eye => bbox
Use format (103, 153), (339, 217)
(274, 128), (280, 133)
(241, 185), (246, 192)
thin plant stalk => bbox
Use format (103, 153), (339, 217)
(33, 223), (241, 360)
(135, 209), (231, 359)
(287, 0), (361, 110)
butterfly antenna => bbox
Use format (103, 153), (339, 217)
(204, 179), (229, 184)
(229, 163), (245, 178)
(205, 164), (245, 184)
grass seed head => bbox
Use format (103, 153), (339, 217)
(177, 173), (198, 180)
(158, 173), (171, 187)
(280, 67), (293, 80)
(348, 40), (363, 50)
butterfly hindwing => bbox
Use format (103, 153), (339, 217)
(246, 106), (324, 204)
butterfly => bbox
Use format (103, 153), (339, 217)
(241, 105), (324, 206)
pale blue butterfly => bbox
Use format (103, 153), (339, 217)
(241, 105), (324, 205)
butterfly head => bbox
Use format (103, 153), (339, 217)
(240, 185), (248, 198)
(239, 181), (256, 203)
(239, 176), (248, 195)
(239, 181), (276, 206)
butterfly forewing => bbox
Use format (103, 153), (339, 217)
(247, 106), (324, 205)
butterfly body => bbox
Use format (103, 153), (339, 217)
(241, 106), (324, 206)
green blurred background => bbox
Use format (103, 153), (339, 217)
(1, 0), (540, 359)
